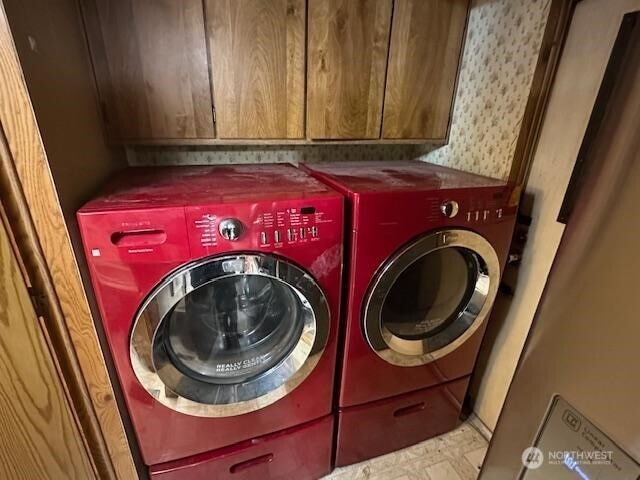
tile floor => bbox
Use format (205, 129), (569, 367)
(323, 422), (488, 480)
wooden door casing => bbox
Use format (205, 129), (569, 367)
(382, 0), (469, 140)
(0, 1), (136, 476)
(206, 0), (306, 139)
(0, 212), (96, 480)
(83, 0), (215, 140)
(307, 0), (393, 139)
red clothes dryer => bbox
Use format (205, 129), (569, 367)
(77, 165), (343, 479)
(303, 161), (517, 466)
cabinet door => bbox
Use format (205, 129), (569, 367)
(382, 0), (468, 139)
(0, 216), (95, 479)
(83, 0), (214, 140)
(307, 0), (392, 139)
(206, 0), (305, 139)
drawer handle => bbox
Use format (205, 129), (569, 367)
(229, 453), (274, 474)
(110, 229), (166, 247)
(393, 402), (426, 417)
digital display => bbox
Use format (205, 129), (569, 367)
(300, 206), (316, 214)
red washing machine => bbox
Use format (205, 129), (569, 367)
(303, 161), (517, 466)
(77, 164), (343, 479)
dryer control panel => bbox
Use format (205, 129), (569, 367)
(423, 187), (517, 226)
(437, 198), (506, 222)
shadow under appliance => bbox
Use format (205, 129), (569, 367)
(304, 161), (517, 466)
(78, 165), (343, 479)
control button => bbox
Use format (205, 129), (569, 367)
(496, 208), (503, 219)
(483, 210), (489, 221)
(440, 200), (459, 218)
(274, 230), (281, 243)
(466, 212), (472, 222)
(474, 211), (480, 221)
(299, 227), (307, 239)
(218, 218), (243, 241)
(287, 228), (295, 242)
(311, 226), (319, 238)
(260, 232), (268, 245)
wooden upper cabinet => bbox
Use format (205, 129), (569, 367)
(83, 0), (215, 140)
(205, 0), (306, 139)
(81, 0), (468, 143)
(382, 0), (469, 139)
(307, 0), (393, 139)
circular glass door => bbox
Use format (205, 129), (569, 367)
(364, 230), (500, 367)
(130, 254), (329, 417)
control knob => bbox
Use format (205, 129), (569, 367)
(218, 218), (244, 241)
(440, 200), (459, 218)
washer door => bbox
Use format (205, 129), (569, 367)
(364, 230), (500, 367)
(130, 254), (329, 417)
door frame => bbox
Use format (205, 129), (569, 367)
(0, 2), (136, 478)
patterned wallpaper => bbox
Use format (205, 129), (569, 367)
(128, 144), (420, 166)
(131, 0), (550, 180)
(418, 0), (551, 179)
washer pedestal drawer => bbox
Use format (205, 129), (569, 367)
(335, 377), (469, 467)
(150, 415), (333, 480)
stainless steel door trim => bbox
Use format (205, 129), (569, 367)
(363, 229), (500, 367)
(130, 253), (330, 417)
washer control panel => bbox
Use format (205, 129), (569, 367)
(254, 206), (323, 247)
(185, 199), (338, 256)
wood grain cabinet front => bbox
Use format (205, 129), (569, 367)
(205, 0), (306, 139)
(382, 0), (469, 140)
(81, 0), (469, 143)
(306, 0), (393, 139)
(82, 0), (215, 140)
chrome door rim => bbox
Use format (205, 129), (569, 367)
(363, 230), (500, 367)
(130, 253), (330, 417)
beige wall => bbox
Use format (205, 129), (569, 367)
(472, 0), (631, 431)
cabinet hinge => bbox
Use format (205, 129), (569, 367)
(27, 287), (48, 318)
(212, 105), (216, 124)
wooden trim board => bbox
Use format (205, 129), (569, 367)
(118, 137), (441, 147)
(508, 0), (577, 185)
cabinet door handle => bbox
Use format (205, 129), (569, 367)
(393, 402), (426, 417)
(229, 453), (274, 474)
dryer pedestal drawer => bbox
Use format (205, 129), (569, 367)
(150, 415), (333, 480)
(335, 377), (469, 467)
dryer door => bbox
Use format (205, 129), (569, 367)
(130, 254), (329, 417)
(364, 230), (500, 367)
